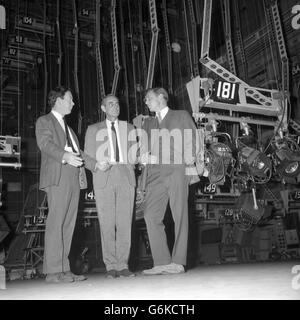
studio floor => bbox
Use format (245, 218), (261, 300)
(1, 261), (300, 300)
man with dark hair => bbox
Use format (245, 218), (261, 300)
(140, 87), (200, 275)
(36, 86), (97, 283)
(84, 94), (138, 278)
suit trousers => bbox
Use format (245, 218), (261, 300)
(94, 165), (135, 271)
(144, 165), (189, 266)
(43, 164), (80, 274)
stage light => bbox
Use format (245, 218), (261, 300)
(272, 136), (300, 184)
(276, 156), (300, 184)
(171, 42), (181, 53)
(285, 162), (299, 174)
(234, 192), (265, 229)
(238, 146), (272, 184)
(204, 141), (234, 185)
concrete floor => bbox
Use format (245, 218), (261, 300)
(1, 261), (300, 300)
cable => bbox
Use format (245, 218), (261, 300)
(263, 97), (288, 153)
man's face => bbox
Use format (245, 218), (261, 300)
(55, 91), (74, 116)
(102, 96), (120, 118)
(144, 91), (161, 113)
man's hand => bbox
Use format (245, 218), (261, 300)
(63, 152), (84, 167)
(140, 152), (157, 165)
(96, 160), (112, 172)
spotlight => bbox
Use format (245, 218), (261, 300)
(272, 136), (300, 184)
(275, 150), (300, 184)
(204, 140), (234, 185)
(238, 146), (272, 184)
(171, 42), (181, 53)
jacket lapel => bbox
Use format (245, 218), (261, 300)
(161, 108), (172, 128)
(96, 121), (111, 160)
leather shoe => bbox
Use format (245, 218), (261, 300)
(162, 263), (185, 274)
(45, 272), (74, 283)
(117, 269), (135, 278)
(106, 270), (117, 279)
(142, 265), (167, 275)
(64, 271), (87, 281)
(142, 263), (185, 275)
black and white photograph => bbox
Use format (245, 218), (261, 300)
(0, 0), (300, 304)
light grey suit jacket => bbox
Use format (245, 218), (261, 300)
(84, 120), (138, 189)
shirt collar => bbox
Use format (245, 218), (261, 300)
(156, 107), (169, 120)
(51, 110), (64, 121)
(106, 118), (119, 127)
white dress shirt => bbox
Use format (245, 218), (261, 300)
(106, 118), (123, 163)
(156, 106), (169, 122)
(51, 110), (79, 153)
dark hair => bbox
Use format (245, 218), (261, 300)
(48, 86), (71, 108)
(145, 87), (169, 103)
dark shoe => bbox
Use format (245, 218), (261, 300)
(45, 272), (74, 283)
(64, 271), (87, 281)
(106, 270), (117, 279)
(117, 269), (135, 278)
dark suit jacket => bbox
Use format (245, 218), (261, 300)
(84, 120), (138, 189)
(36, 112), (96, 190)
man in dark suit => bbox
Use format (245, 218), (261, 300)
(140, 87), (200, 275)
(84, 94), (138, 278)
(35, 86), (97, 283)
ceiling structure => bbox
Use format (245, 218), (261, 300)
(0, 0), (298, 133)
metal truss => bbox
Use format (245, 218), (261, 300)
(188, 0), (199, 77)
(146, 0), (159, 89)
(95, 0), (105, 120)
(110, 0), (120, 95)
(200, 0), (283, 114)
(161, 0), (173, 93)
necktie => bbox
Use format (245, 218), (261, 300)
(63, 118), (77, 153)
(111, 121), (119, 162)
(157, 112), (162, 123)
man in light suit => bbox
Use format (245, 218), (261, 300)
(140, 87), (200, 275)
(36, 86), (97, 283)
(84, 94), (138, 278)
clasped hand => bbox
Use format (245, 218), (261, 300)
(96, 160), (112, 172)
(63, 152), (84, 167)
(140, 152), (157, 165)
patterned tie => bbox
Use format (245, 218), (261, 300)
(63, 118), (77, 153)
(111, 121), (119, 162)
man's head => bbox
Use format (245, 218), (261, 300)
(48, 86), (74, 117)
(144, 87), (168, 113)
(101, 94), (120, 121)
